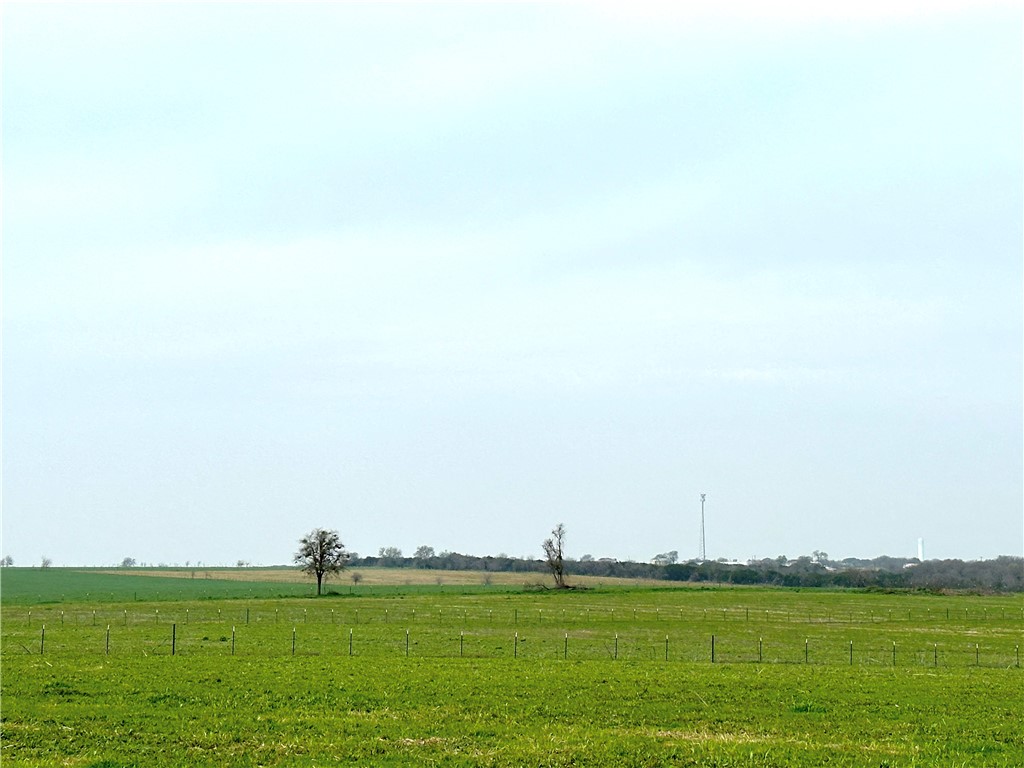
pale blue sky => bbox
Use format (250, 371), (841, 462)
(3, 2), (1021, 567)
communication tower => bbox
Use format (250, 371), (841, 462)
(699, 493), (706, 562)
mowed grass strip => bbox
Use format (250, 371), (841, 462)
(0, 567), (673, 606)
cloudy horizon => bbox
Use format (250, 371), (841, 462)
(3, 1), (1021, 568)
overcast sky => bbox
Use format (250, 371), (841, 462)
(3, 1), (1021, 568)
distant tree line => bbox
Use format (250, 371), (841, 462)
(348, 550), (1023, 593)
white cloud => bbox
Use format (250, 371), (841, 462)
(595, 0), (1016, 26)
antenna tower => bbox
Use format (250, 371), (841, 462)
(699, 493), (706, 562)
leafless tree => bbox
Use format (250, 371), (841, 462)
(542, 523), (568, 588)
(295, 528), (349, 595)
(378, 546), (403, 566)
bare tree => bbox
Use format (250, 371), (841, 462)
(40, 556), (53, 569)
(652, 550), (679, 566)
(542, 523), (568, 588)
(295, 528), (349, 596)
(0, 555), (13, 567)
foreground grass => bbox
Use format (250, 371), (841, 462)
(3, 572), (1022, 766)
(3, 654), (1021, 767)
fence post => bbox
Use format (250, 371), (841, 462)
(172, 624), (176, 656)
(40, 625), (45, 655)
(711, 634), (715, 663)
(406, 629), (410, 657)
(759, 637), (763, 663)
(349, 628), (353, 657)
(462, 631), (465, 658)
(106, 625), (111, 655)
(615, 634), (619, 660)
(849, 640), (853, 666)
(975, 643), (979, 666)
(514, 632), (518, 658)
(891, 641), (896, 666)
(564, 633), (568, 660)
(292, 628), (296, 656)
(665, 635), (669, 662)
(933, 643), (937, 667)
(804, 639), (809, 664)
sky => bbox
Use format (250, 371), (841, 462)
(2, 1), (1021, 568)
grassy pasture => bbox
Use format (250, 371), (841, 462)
(0, 568), (320, 604)
(2, 569), (1022, 766)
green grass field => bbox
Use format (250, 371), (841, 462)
(2, 568), (1022, 766)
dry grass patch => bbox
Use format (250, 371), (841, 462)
(91, 567), (671, 589)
